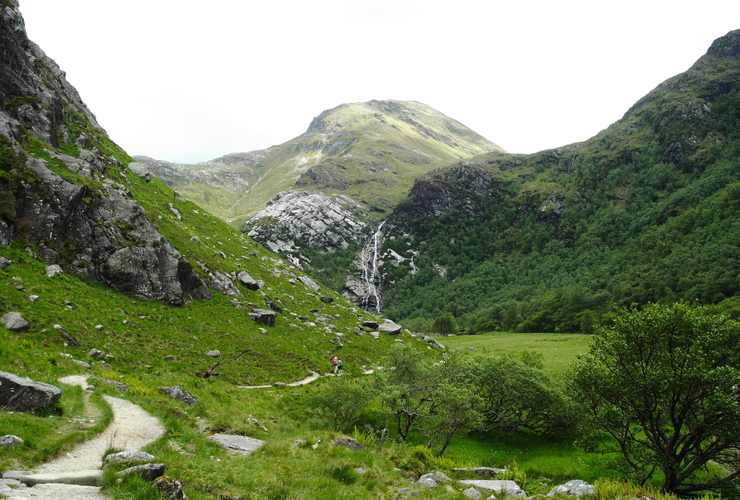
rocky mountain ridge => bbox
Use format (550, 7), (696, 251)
(0, 1), (208, 305)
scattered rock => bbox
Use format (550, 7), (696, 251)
(0, 312), (30, 332)
(44, 264), (64, 277)
(154, 476), (188, 500)
(88, 348), (105, 360)
(331, 436), (366, 451)
(103, 379), (129, 393)
(127, 162), (151, 181)
(158, 386), (198, 405)
(249, 417), (268, 432)
(117, 463), (166, 482)
(547, 480), (594, 497)
(463, 487), (484, 499)
(0, 371), (62, 413)
(378, 320), (402, 335)
(103, 450), (155, 465)
(458, 480), (526, 496)
(361, 320), (379, 329)
(263, 298), (283, 313)
(0, 435), (23, 447)
(416, 334), (446, 349)
(453, 467), (506, 477)
(416, 475), (438, 488)
(204, 350), (221, 358)
(249, 309), (276, 327)
(237, 271), (260, 290)
(169, 203), (182, 220)
(29, 294), (39, 303)
(0, 256), (10, 269)
(55, 324), (81, 347)
(297, 275), (320, 291)
(320, 295), (334, 303)
(208, 434), (265, 455)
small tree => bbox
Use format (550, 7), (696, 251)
(379, 344), (437, 440)
(432, 313), (458, 336)
(309, 376), (376, 431)
(570, 301), (740, 495)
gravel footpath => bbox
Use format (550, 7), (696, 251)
(2, 375), (165, 499)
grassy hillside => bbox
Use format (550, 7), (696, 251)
(142, 100), (505, 227)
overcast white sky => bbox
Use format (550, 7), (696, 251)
(19, 0), (740, 164)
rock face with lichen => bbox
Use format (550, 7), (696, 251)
(0, 1), (209, 305)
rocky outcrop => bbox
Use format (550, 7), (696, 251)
(394, 164), (508, 221)
(243, 190), (372, 262)
(0, 371), (62, 413)
(0, 3), (209, 306)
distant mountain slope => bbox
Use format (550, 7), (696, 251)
(379, 29), (740, 332)
(141, 100), (504, 226)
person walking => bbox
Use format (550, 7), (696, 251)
(331, 356), (339, 374)
(337, 359), (343, 375)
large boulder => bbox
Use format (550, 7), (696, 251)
(0, 312), (30, 332)
(249, 309), (276, 327)
(378, 320), (402, 335)
(0, 371), (62, 413)
(237, 271), (260, 291)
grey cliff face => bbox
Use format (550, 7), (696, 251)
(243, 190), (373, 262)
(0, 3), (208, 305)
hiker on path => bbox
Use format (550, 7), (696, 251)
(331, 356), (339, 374)
(337, 359), (343, 375)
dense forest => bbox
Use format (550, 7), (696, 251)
(379, 45), (740, 334)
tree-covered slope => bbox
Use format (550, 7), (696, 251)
(380, 29), (740, 333)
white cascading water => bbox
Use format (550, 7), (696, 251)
(359, 221), (385, 313)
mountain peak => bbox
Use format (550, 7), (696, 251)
(707, 29), (740, 60)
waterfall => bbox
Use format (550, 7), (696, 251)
(359, 221), (385, 313)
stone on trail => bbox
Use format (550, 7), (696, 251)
(19, 469), (102, 487)
(117, 463), (166, 482)
(103, 450), (155, 465)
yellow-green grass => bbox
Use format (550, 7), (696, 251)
(440, 332), (593, 374)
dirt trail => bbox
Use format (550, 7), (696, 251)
(2, 375), (165, 499)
